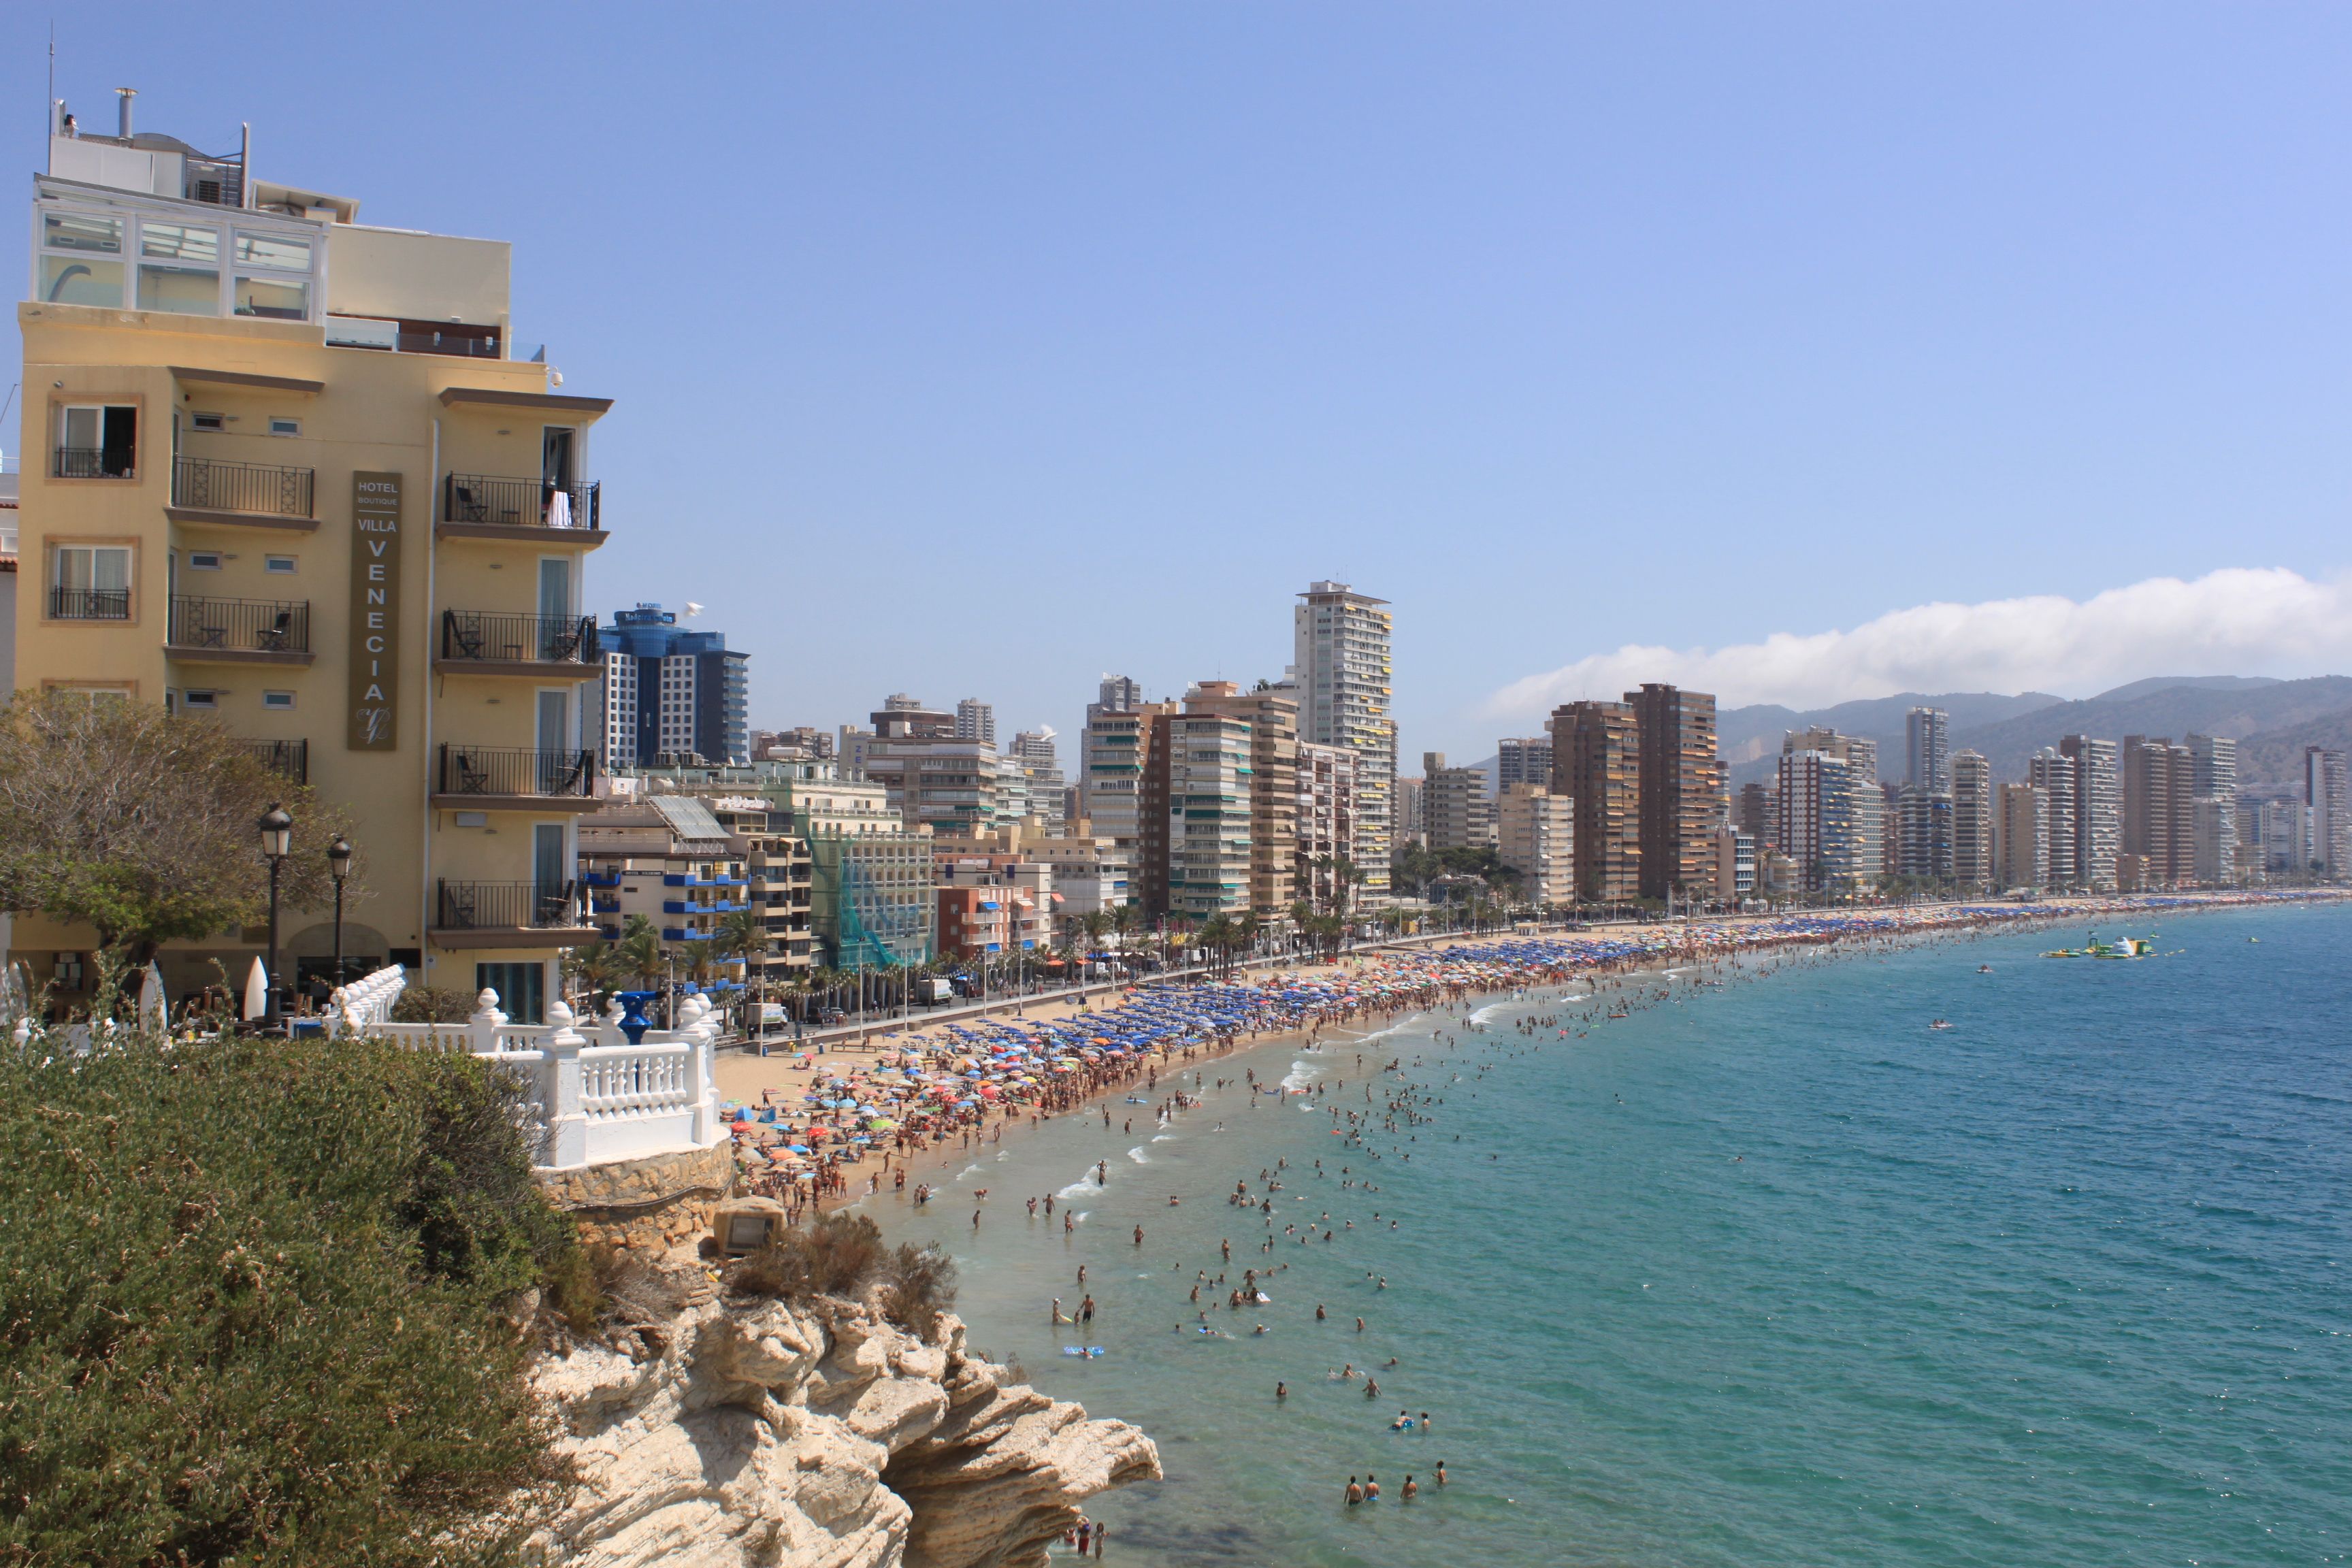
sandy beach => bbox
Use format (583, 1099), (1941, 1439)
(708, 892), (2340, 1218)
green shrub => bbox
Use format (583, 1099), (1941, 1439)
(877, 1243), (959, 1341)
(0, 1030), (578, 1567)
(391, 985), (478, 1024)
(723, 1215), (957, 1341)
(726, 1211), (884, 1301)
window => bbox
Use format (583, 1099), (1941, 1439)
(264, 555), (296, 574)
(182, 689), (218, 709)
(52, 546), (131, 619)
(235, 231), (312, 270)
(57, 404), (137, 478)
(233, 230), (312, 321)
(189, 551), (223, 571)
(235, 276), (309, 321)
(44, 211), (120, 253)
(262, 691), (295, 710)
(267, 416), (299, 437)
(191, 411), (225, 431)
(137, 222), (220, 315)
(476, 962), (545, 1025)
(37, 208), (126, 306)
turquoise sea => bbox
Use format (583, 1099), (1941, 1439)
(873, 903), (2352, 1566)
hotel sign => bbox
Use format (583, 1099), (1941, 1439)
(347, 472), (403, 750)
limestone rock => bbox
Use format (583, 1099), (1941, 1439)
(528, 1293), (1158, 1568)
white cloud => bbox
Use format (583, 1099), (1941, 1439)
(1480, 567), (2352, 720)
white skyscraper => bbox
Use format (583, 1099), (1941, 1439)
(1905, 706), (1950, 792)
(1294, 582), (1395, 894)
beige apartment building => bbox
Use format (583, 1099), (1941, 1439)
(1181, 681), (1298, 916)
(14, 103), (608, 1019)
(1295, 740), (1358, 911)
(1496, 783), (1574, 905)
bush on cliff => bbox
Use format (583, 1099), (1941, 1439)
(0, 1030), (580, 1567)
(725, 1213), (958, 1339)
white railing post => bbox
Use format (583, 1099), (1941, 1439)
(686, 996), (716, 1145)
(539, 999), (588, 1168)
(468, 989), (506, 1056)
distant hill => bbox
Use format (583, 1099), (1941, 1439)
(2090, 674), (2284, 703)
(1460, 676), (2351, 795)
(1949, 676), (2352, 788)
(1720, 691), (2063, 788)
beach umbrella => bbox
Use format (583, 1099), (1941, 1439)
(241, 958), (269, 1021)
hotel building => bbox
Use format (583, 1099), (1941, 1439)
(14, 97), (610, 1018)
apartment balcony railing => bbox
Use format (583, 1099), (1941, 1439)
(241, 738), (309, 785)
(437, 744), (595, 799)
(440, 473), (600, 532)
(435, 879), (584, 932)
(440, 610), (600, 665)
(172, 455), (315, 519)
(49, 586), (131, 620)
(53, 446), (134, 480)
(167, 595), (311, 655)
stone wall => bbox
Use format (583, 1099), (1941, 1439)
(536, 1141), (734, 1252)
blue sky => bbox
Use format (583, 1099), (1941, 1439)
(14, 5), (2352, 760)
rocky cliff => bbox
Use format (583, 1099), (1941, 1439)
(528, 1282), (1159, 1568)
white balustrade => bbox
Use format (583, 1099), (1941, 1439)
(340, 986), (723, 1171)
(325, 964), (408, 1034)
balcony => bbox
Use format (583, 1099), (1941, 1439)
(438, 610), (601, 674)
(241, 738), (309, 785)
(49, 586), (131, 621)
(166, 595), (312, 664)
(169, 455), (317, 531)
(434, 744), (598, 812)
(437, 473), (604, 546)
(429, 879), (597, 949)
(53, 446), (134, 480)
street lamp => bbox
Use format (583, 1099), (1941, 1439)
(327, 834), (353, 988)
(257, 804), (293, 1028)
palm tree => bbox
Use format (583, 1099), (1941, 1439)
(616, 913), (665, 990)
(712, 906), (768, 1038)
(1194, 913), (1237, 978)
(674, 939), (721, 1010)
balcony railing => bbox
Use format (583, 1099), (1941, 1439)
(440, 610), (600, 665)
(241, 738), (309, 785)
(53, 446), (134, 480)
(49, 586), (131, 620)
(167, 595), (311, 655)
(437, 744), (595, 798)
(440, 473), (600, 532)
(172, 455), (316, 519)
(435, 879), (584, 931)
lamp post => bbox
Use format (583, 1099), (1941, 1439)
(258, 804), (293, 1028)
(327, 834), (353, 988)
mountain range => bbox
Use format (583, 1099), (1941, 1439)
(1469, 674), (2352, 796)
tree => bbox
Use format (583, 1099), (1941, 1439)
(711, 906), (769, 1034)
(615, 913), (665, 989)
(0, 693), (361, 970)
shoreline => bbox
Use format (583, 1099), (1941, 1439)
(711, 890), (2346, 1221)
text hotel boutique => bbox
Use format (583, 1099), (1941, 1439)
(12, 97), (610, 1019)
